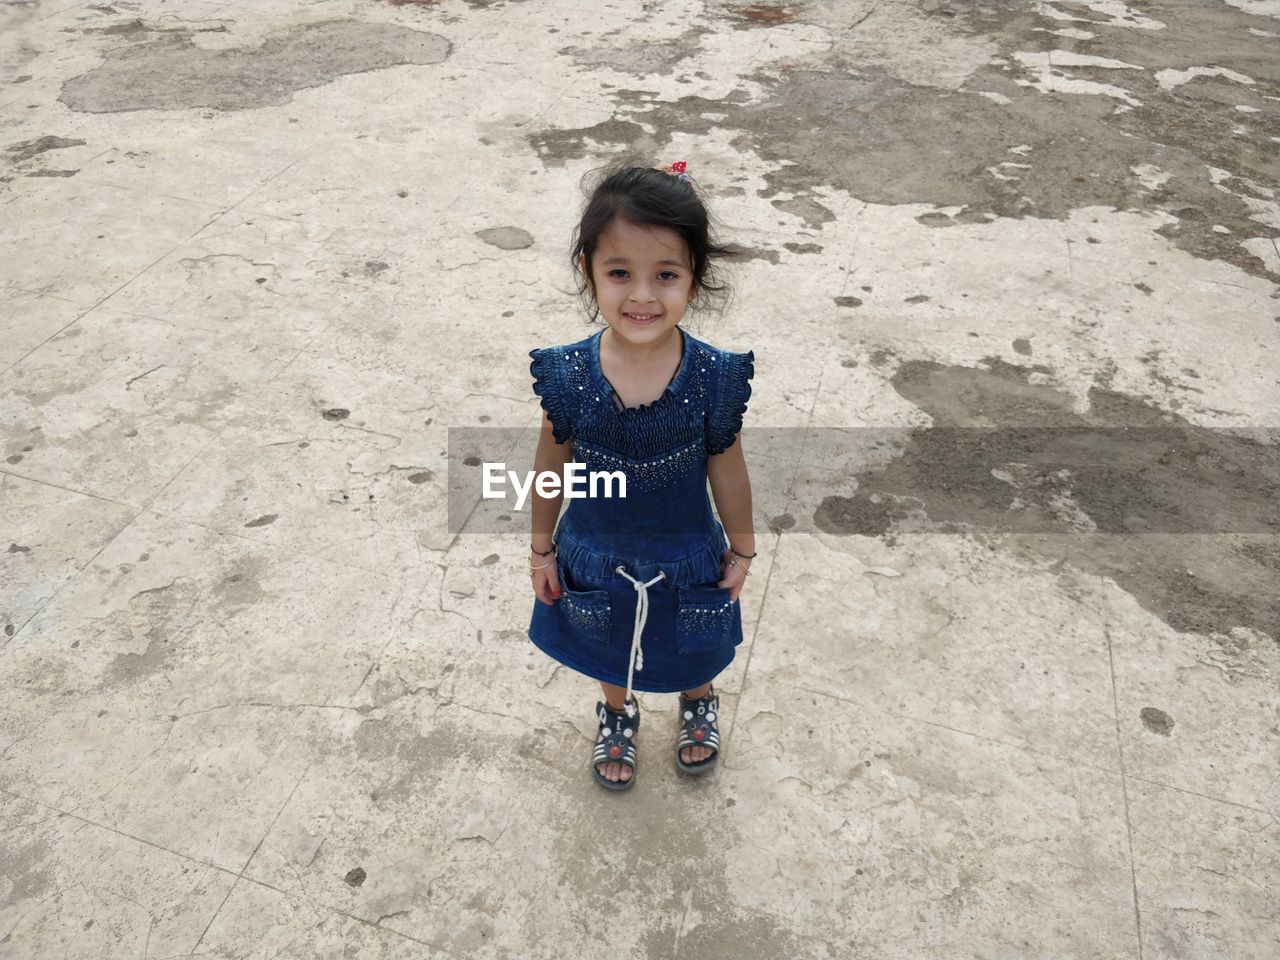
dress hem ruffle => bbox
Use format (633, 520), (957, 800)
(526, 626), (739, 693)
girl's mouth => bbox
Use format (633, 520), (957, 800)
(625, 313), (660, 324)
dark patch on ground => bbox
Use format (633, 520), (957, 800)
(60, 20), (450, 113)
(4, 830), (55, 905)
(6, 135), (86, 161)
(727, 4), (801, 26)
(557, 21), (711, 78)
(103, 579), (200, 687)
(475, 226), (533, 250)
(1140, 706), (1174, 736)
(244, 514), (278, 528)
(815, 357), (1279, 639)
(534, 3), (1278, 281)
(735, 244), (782, 264)
(70, 18), (229, 38)
(835, 295), (863, 307)
(26, 169), (78, 177)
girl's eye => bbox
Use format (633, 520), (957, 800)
(607, 269), (681, 280)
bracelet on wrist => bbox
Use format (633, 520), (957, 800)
(530, 542), (556, 557)
(729, 545), (757, 559)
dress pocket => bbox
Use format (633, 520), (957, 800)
(676, 585), (737, 653)
(556, 559), (612, 643)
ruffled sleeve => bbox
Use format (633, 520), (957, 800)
(705, 348), (755, 456)
(529, 346), (572, 444)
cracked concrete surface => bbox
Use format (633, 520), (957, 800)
(2, 0), (1277, 958)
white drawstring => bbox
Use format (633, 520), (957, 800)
(614, 565), (666, 718)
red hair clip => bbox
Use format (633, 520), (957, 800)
(656, 160), (692, 184)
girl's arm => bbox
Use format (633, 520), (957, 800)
(707, 436), (755, 596)
(530, 410), (572, 604)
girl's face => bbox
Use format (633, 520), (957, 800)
(581, 218), (697, 347)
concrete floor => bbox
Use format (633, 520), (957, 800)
(2, 1), (1278, 957)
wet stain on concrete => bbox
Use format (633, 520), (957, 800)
(103, 579), (197, 686)
(212, 562), (273, 615)
(734, 244), (783, 264)
(4, 832), (55, 905)
(816, 358), (1279, 639)
(1140, 706), (1175, 736)
(70, 18), (229, 38)
(244, 514), (278, 528)
(60, 20), (450, 113)
(557, 21), (712, 79)
(534, 5), (1278, 280)
(6, 135), (85, 161)
(476, 226), (533, 250)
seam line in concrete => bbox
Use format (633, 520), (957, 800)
(1105, 619), (1146, 960)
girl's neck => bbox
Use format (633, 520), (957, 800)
(602, 324), (682, 366)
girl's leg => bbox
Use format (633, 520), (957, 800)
(597, 681), (633, 783)
(600, 681), (629, 711)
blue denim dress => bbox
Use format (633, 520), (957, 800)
(527, 325), (755, 705)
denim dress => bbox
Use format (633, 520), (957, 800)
(526, 325), (755, 705)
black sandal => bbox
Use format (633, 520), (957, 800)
(592, 699), (639, 791)
(675, 684), (720, 775)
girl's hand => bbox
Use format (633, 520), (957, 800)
(531, 552), (562, 605)
(716, 549), (750, 603)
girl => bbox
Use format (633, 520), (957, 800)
(526, 158), (757, 792)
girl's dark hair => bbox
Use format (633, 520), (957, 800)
(570, 156), (740, 325)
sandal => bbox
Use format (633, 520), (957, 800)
(675, 684), (720, 775)
(592, 699), (639, 791)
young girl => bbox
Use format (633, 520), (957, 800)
(526, 159), (757, 792)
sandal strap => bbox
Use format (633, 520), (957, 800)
(595, 700), (639, 770)
(677, 686), (720, 755)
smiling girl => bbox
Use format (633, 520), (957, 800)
(524, 159), (757, 792)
